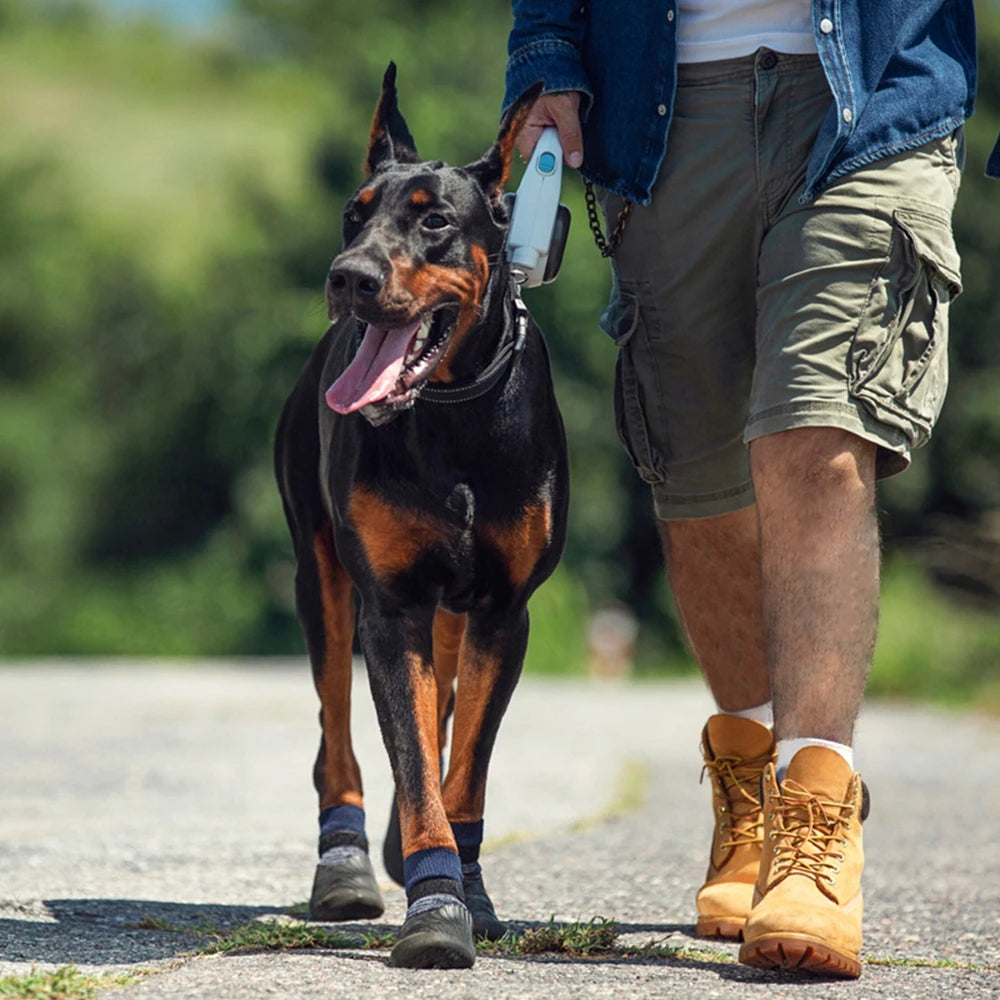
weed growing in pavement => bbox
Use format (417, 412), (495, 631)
(0, 965), (141, 999)
(197, 919), (358, 955)
(476, 917), (618, 957)
(864, 954), (992, 971)
(360, 931), (398, 950)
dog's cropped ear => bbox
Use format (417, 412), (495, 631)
(366, 62), (420, 175)
(465, 81), (545, 202)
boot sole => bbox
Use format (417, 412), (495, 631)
(696, 915), (745, 940)
(739, 932), (861, 979)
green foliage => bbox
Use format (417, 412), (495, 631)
(1, 0), (1000, 703)
(197, 918), (358, 954)
(0, 966), (140, 1000)
(872, 557), (1000, 710)
(476, 916), (618, 957)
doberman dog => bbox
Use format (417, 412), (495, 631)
(274, 65), (568, 969)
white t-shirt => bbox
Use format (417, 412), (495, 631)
(676, 0), (817, 63)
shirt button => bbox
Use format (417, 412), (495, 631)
(657, 103), (668, 116)
(667, 8), (675, 20)
(820, 17), (834, 33)
(842, 107), (853, 124)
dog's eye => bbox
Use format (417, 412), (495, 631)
(421, 213), (450, 231)
(344, 208), (362, 226)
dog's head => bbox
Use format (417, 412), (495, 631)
(324, 63), (541, 423)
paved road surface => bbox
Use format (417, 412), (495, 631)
(1, 662), (998, 998)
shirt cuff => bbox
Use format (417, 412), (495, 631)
(503, 38), (593, 118)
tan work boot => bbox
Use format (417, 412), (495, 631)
(739, 746), (869, 978)
(696, 715), (776, 939)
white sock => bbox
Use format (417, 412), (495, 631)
(775, 737), (853, 779)
(720, 700), (773, 728)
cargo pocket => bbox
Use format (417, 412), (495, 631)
(600, 288), (666, 485)
(848, 205), (962, 449)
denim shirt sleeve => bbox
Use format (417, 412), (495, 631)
(988, 131), (1000, 180)
(503, 0), (594, 116)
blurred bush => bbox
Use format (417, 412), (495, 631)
(1, 0), (999, 704)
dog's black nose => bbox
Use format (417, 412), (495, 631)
(328, 259), (383, 299)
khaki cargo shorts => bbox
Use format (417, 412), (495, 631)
(600, 51), (964, 520)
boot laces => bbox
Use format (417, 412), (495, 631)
(767, 780), (854, 896)
(701, 750), (770, 849)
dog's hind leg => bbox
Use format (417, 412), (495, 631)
(440, 605), (530, 941)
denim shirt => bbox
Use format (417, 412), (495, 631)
(504, 1), (982, 204)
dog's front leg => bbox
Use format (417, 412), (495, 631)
(441, 604), (529, 942)
(298, 522), (384, 924)
(360, 605), (476, 969)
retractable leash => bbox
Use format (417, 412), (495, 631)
(504, 127), (572, 349)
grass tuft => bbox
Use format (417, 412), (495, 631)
(197, 918), (359, 955)
(477, 917), (618, 958)
(865, 954), (991, 970)
(0, 966), (140, 999)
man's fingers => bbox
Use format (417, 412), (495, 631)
(515, 92), (584, 168)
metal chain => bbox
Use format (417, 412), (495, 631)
(584, 180), (632, 258)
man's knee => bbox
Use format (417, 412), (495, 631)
(750, 427), (876, 497)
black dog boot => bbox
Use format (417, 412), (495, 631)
(390, 900), (475, 969)
(309, 850), (384, 921)
(390, 876), (475, 969)
(462, 862), (506, 941)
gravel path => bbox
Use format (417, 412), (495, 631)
(1, 661), (998, 998)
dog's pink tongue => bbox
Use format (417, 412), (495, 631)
(326, 319), (421, 413)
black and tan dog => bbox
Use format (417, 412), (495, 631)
(274, 65), (568, 969)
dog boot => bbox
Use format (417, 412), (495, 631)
(739, 747), (868, 978)
(461, 861), (506, 941)
(696, 714), (775, 939)
(309, 848), (384, 921)
(390, 887), (476, 969)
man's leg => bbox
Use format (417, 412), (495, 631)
(663, 506), (776, 939)
(661, 505), (768, 713)
(751, 427), (878, 746)
(736, 425), (876, 978)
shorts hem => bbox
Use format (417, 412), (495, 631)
(652, 480), (756, 521)
(744, 402), (912, 478)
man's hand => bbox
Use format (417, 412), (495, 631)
(515, 91), (584, 169)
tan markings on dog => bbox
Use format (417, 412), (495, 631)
(441, 645), (502, 823)
(349, 485), (448, 582)
(399, 650), (456, 855)
(312, 522), (364, 810)
(357, 186), (376, 206)
(378, 245), (490, 382)
(428, 243), (490, 382)
(496, 102), (537, 193)
(410, 188), (434, 207)
(480, 500), (553, 589)
(433, 609), (465, 751)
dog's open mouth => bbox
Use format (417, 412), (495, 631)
(325, 306), (457, 418)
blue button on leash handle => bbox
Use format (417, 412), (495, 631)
(505, 127), (570, 288)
